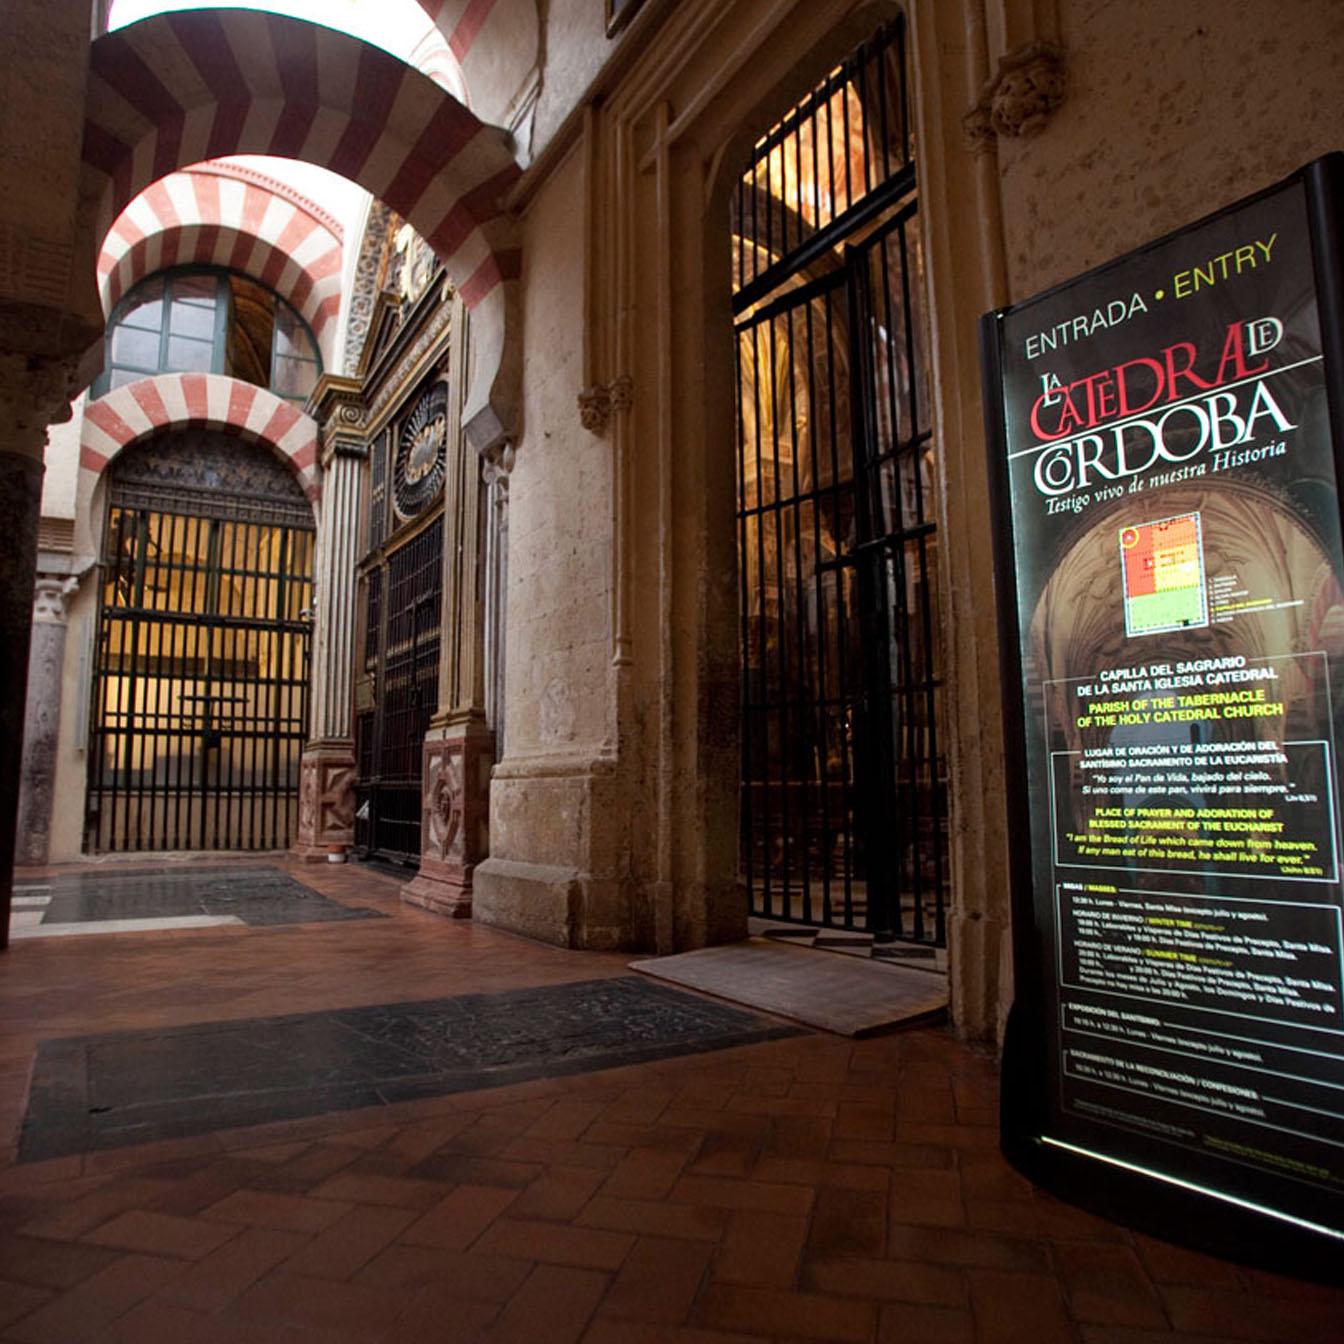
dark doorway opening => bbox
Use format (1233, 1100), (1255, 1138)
(731, 17), (948, 946)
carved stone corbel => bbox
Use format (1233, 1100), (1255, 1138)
(964, 41), (1067, 152)
(578, 374), (634, 434)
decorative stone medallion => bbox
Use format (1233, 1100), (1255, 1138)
(392, 381), (448, 519)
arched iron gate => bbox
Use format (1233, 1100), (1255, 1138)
(87, 431), (314, 851)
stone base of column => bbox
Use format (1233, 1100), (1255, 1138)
(291, 743), (357, 862)
(402, 720), (494, 918)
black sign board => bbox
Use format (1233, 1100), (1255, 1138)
(982, 155), (1344, 1274)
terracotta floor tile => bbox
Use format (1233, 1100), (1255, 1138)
(969, 1268), (1077, 1344)
(400, 1183), (519, 1251)
(3, 1252), (185, 1344)
(228, 1270), (403, 1342)
(801, 1255), (967, 1308)
(576, 1195), (729, 1242)
(152, 1225), (310, 1312)
(199, 1189), (354, 1235)
(0, 1281), (53, 1332)
(750, 1157), (888, 1193)
(667, 1175), (814, 1217)
(356, 1244), (533, 1301)
(694, 1282), (874, 1342)
(0, 1233), (121, 1290)
(306, 1171), (452, 1210)
(1161, 1285), (1344, 1341)
(597, 1235), (713, 1324)
(808, 1186), (887, 1257)
(510, 1164), (607, 1221)
(712, 1209), (809, 1289)
(885, 1223), (1051, 1272)
(17, 1178), (176, 1241)
(486, 1263), (608, 1344)
(280, 1204), (416, 1280)
(474, 1216), (635, 1271)
(81, 1209), (240, 1261)
(6, 860), (1344, 1344)
(876, 1300), (977, 1344)
(1057, 1244), (1169, 1328)
(393, 1285), (499, 1342)
(100, 1299), (304, 1344)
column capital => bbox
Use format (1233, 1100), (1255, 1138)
(309, 373), (370, 467)
(0, 349), (82, 451)
(32, 574), (78, 626)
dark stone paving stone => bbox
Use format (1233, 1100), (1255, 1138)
(34, 866), (384, 928)
(19, 978), (801, 1162)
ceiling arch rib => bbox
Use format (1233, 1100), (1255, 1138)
(416, 0), (539, 133)
(99, 167), (344, 361)
(81, 8), (521, 448)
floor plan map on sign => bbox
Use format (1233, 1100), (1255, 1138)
(1120, 513), (1209, 637)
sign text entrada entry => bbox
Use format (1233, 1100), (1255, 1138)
(982, 155), (1344, 1272)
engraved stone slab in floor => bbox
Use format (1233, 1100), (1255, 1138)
(630, 937), (948, 1036)
(18, 977), (800, 1161)
(14, 866), (383, 935)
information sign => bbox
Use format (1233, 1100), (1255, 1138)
(981, 156), (1344, 1270)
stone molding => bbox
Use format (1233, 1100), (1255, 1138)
(964, 41), (1067, 150)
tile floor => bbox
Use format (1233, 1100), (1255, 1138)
(0, 857), (1341, 1343)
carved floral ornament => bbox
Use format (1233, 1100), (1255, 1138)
(964, 41), (1067, 150)
(578, 374), (634, 434)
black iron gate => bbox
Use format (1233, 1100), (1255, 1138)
(354, 515), (443, 864)
(87, 433), (314, 852)
(731, 17), (947, 945)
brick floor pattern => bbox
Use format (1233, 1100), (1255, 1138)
(1, 858), (1342, 1343)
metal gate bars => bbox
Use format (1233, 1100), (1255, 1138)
(731, 17), (948, 945)
(354, 515), (444, 865)
(88, 437), (314, 852)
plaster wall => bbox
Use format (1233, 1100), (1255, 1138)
(40, 400), (82, 523)
(998, 0), (1344, 302)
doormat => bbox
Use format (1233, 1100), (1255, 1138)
(18, 977), (800, 1162)
(631, 937), (948, 1036)
(11, 866), (383, 938)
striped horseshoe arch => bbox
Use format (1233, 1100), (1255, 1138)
(417, 0), (539, 130)
(82, 8), (522, 448)
(98, 167), (344, 361)
(79, 373), (320, 506)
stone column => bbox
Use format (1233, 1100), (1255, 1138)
(0, 353), (79, 946)
(293, 378), (367, 862)
(15, 574), (78, 866)
(405, 303), (497, 916)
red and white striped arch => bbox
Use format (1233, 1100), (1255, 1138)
(98, 165), (344, 362)
(82, 8), (522, 448)
(416, 0), (538, 129)
(79, 374), (320, 507)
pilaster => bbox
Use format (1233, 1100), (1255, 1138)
(402, 297), (500, 915)
(294, 375), (367, 861)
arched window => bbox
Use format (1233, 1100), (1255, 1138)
(97, 269), (322, 403)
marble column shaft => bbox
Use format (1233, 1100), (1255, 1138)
(293, 396), (366, 861)
(16, 576), (76, 866)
